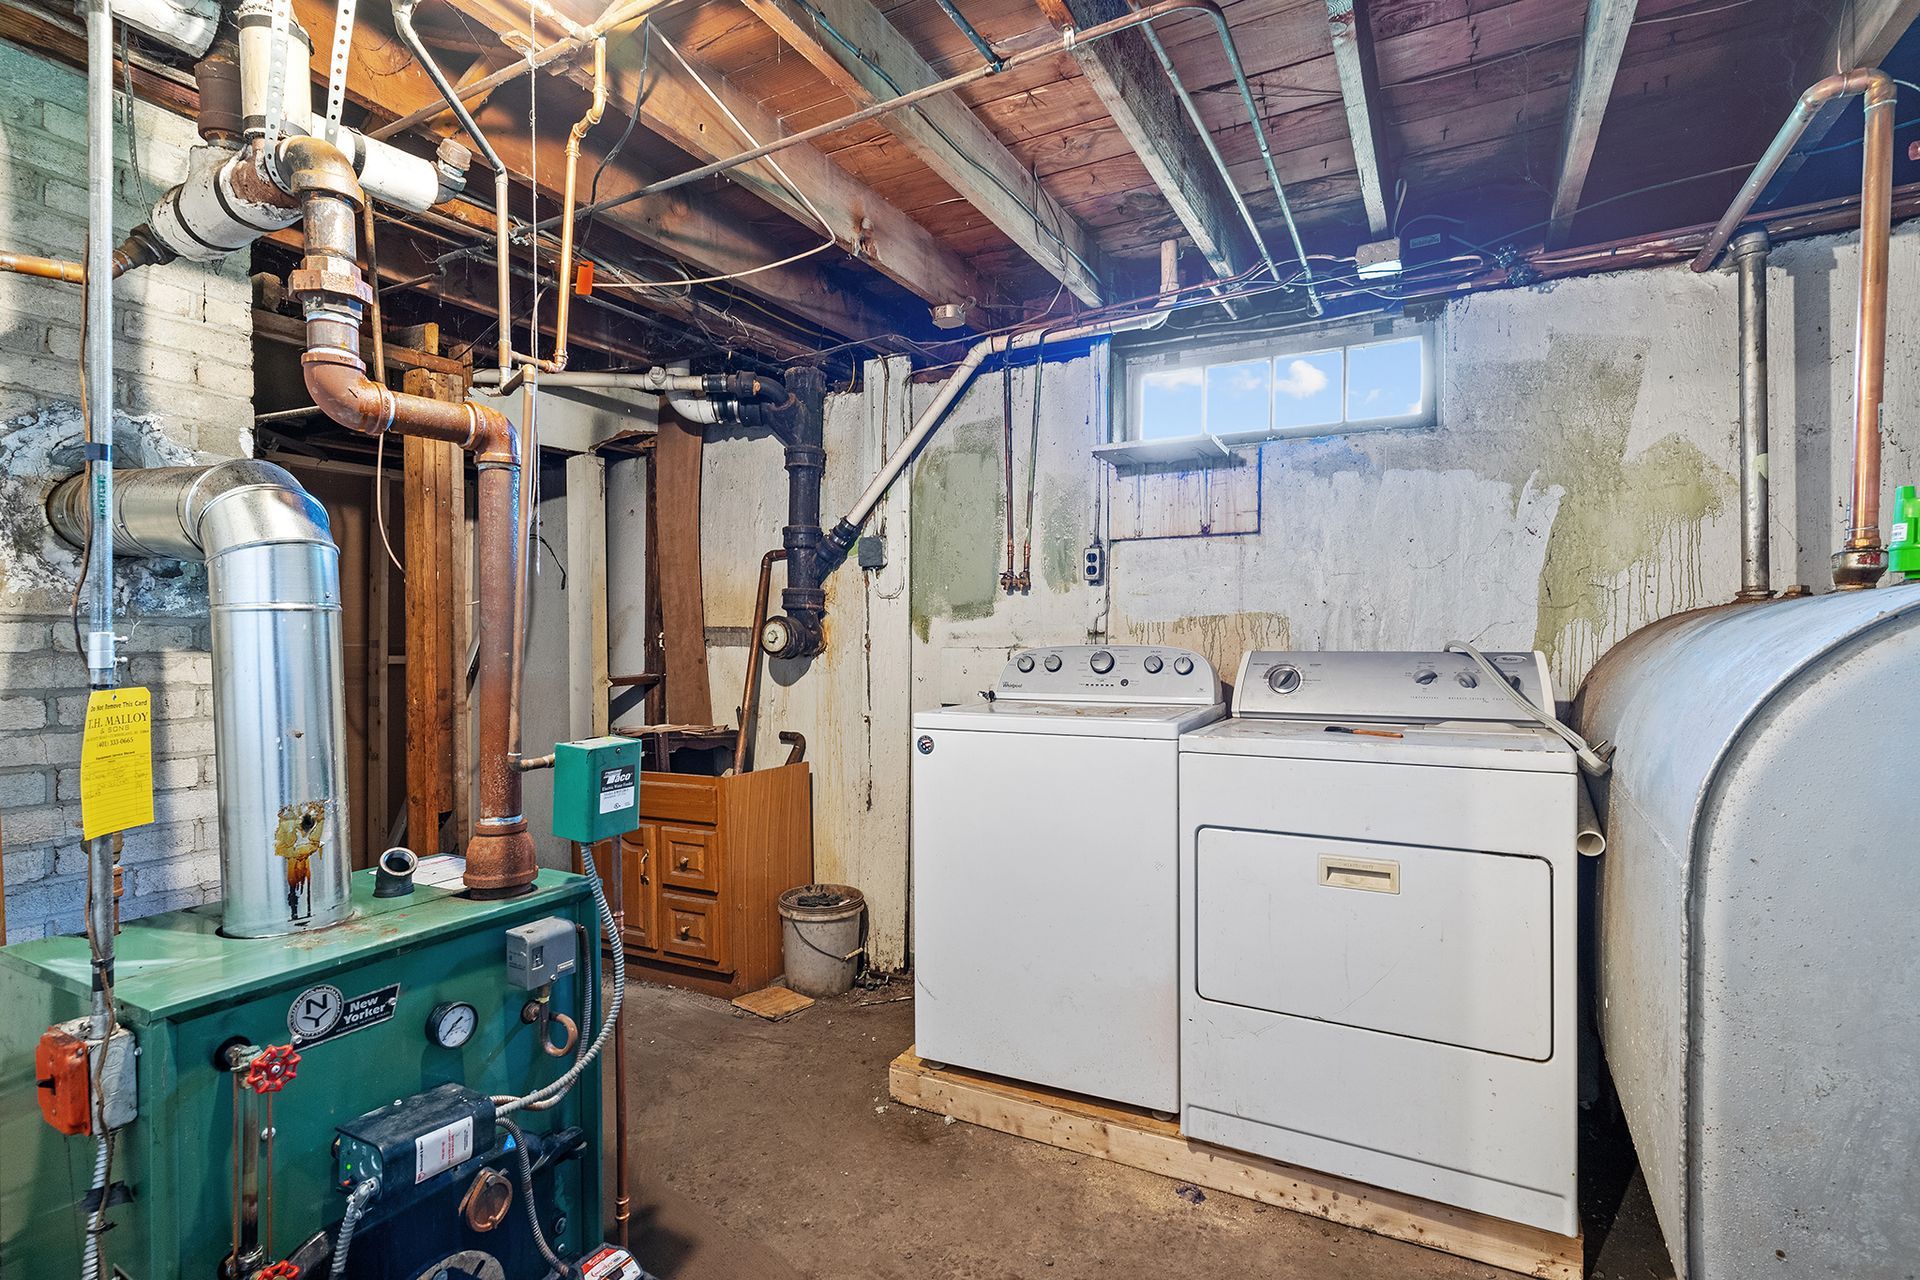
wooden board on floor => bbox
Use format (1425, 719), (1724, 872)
(731, 985), (815, 1021)
(888, 1049), (1582, 1280)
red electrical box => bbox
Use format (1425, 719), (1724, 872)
(35, 1024), (93, 1136)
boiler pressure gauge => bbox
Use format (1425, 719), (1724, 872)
(427, 1001), (478, 1049)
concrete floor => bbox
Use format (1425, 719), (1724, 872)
(612, 980), (1675, 1280)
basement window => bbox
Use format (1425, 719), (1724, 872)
(1106, 324), (1435, 465)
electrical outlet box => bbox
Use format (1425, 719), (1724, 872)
(1083, 540), (1106, 586)
(857, 534), (887, 570)
(551, 735), (641, 844)
(505, 916), (577, 990)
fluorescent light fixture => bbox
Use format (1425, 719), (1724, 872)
(1355, 236), (1403, 279)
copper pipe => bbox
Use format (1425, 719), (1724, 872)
(1694, 69), (1897, 588)
(541, 37), (608, 375)
(734, 549), (787, 774)
(0, 253), (87, 283)
(282, 135), (536, 896)
(1849, 74), (1895, 566)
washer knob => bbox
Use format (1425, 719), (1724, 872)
(1457, 671), (1479, 689)
(1172, 656), (1194, 676)
(1043, 653), (1063, 673)
(1266, 664), (1303, 695)
(1089, 650), (1115, 675)
(1143, 654), (1164, 674)
(1413, 669), (1439, 685)
(1016, 654), (1035, 673)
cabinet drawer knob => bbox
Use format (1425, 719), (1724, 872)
(676, 856), (690, 869)
(677, 926), (692, 940)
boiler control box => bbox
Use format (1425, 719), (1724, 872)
(551, 735), (642, 844)
(336, 1082), (496, 1200)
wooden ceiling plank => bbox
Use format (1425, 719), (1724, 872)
(1326, 0), (1392, 234)
(1033, 0), (1258, 292)
(1544, 0), (1638, 248)
(736, 0), (1107, 304)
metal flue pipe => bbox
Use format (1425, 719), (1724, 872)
(280, 135), (537, 897)
(49, 464), (355, 937)
(1733, 230), (1771, 601)
(1691, 69), (1896, 589)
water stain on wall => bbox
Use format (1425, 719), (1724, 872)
(1041, 486), (1085, 594)
(1116, 610), (1294, 682)
(1269, 336), (1728, 685)
(909, 418), (1005, 641)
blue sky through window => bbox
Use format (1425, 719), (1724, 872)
(1271, 349), (1343, 431)
(1346, 337), (1424, 421)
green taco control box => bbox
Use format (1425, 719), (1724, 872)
(551, 735), (643, 844)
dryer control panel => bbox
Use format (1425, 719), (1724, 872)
(997, 645), (1220, 705)
(1232, 650), (1553, 722)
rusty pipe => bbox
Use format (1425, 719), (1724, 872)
(282, 134), (536, 896)
(541, 36), (607, 375)
(734, 548), (787, 774)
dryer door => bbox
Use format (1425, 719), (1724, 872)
(1193, 828), (1552, 1060)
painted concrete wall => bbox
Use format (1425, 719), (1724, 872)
(0, 43), (255, 940)
(700, 221), (1920, 971)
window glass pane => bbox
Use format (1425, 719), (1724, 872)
(1346, 336), (1424, 421)
(1271, 349), (1343, 430)
(1138, 366), (1205, 439)
(1204, 359), (1271, 435)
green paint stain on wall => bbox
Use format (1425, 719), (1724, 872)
(910, 419), (1005, 642)
(1041, 487), (1085, 593)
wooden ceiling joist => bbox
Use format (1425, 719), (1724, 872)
(1033, 0), (1254, 292)
(592, 27), (986, 311)
(1545, 0), (1639, 248)
(1823, 0), (1920, 70)
(1325, 0), (1391, 237)
(288, 0), (907, 350)
(738, 0), (1107, 306)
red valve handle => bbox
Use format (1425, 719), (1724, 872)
(244, 1044), (301, 1095)
(255, 1262), (301, 1280)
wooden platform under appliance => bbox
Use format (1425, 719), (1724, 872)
(888, 1049), (1582, 1280)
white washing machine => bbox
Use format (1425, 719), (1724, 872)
(913, 645), (1223, 1112)
(1179, 650), (1580, 1235)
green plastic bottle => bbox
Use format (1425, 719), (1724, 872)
(1891, 484), (1920, 581)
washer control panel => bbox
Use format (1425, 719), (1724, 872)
(998, 645), (1219, 705)
(1233, 650), (1553, 721)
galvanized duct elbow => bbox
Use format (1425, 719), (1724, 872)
(48, 461), (353, 938)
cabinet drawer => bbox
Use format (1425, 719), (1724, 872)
(639, 773), (718, 825)
(617, 828), (660, 953)
(659, 824), (719, 892)
(660, 890), (728, 967)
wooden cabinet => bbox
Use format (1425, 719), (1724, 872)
(596, 761), (812, 998)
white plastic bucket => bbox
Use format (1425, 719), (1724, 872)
(777, 883), (866, 996)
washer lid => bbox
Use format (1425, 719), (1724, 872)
(916, 699), (1227, 739)
(1180, 715), (1576, 772)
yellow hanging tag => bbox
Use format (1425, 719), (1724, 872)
(80, 687), (155, 841)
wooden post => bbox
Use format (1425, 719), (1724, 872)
(396, 321), (471, 852)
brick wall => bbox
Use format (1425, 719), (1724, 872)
(0, 40), (254, 940)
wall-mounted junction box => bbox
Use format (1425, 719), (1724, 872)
(551, 735), (642, 845)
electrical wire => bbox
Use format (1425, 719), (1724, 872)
(373, 430), (404, 575)
(1445, 642), (1611, 775)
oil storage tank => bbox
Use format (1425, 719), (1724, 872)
(1577, 587), (1920, 1279)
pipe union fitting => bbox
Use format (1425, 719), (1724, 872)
(1832, 546), (1888, 590)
